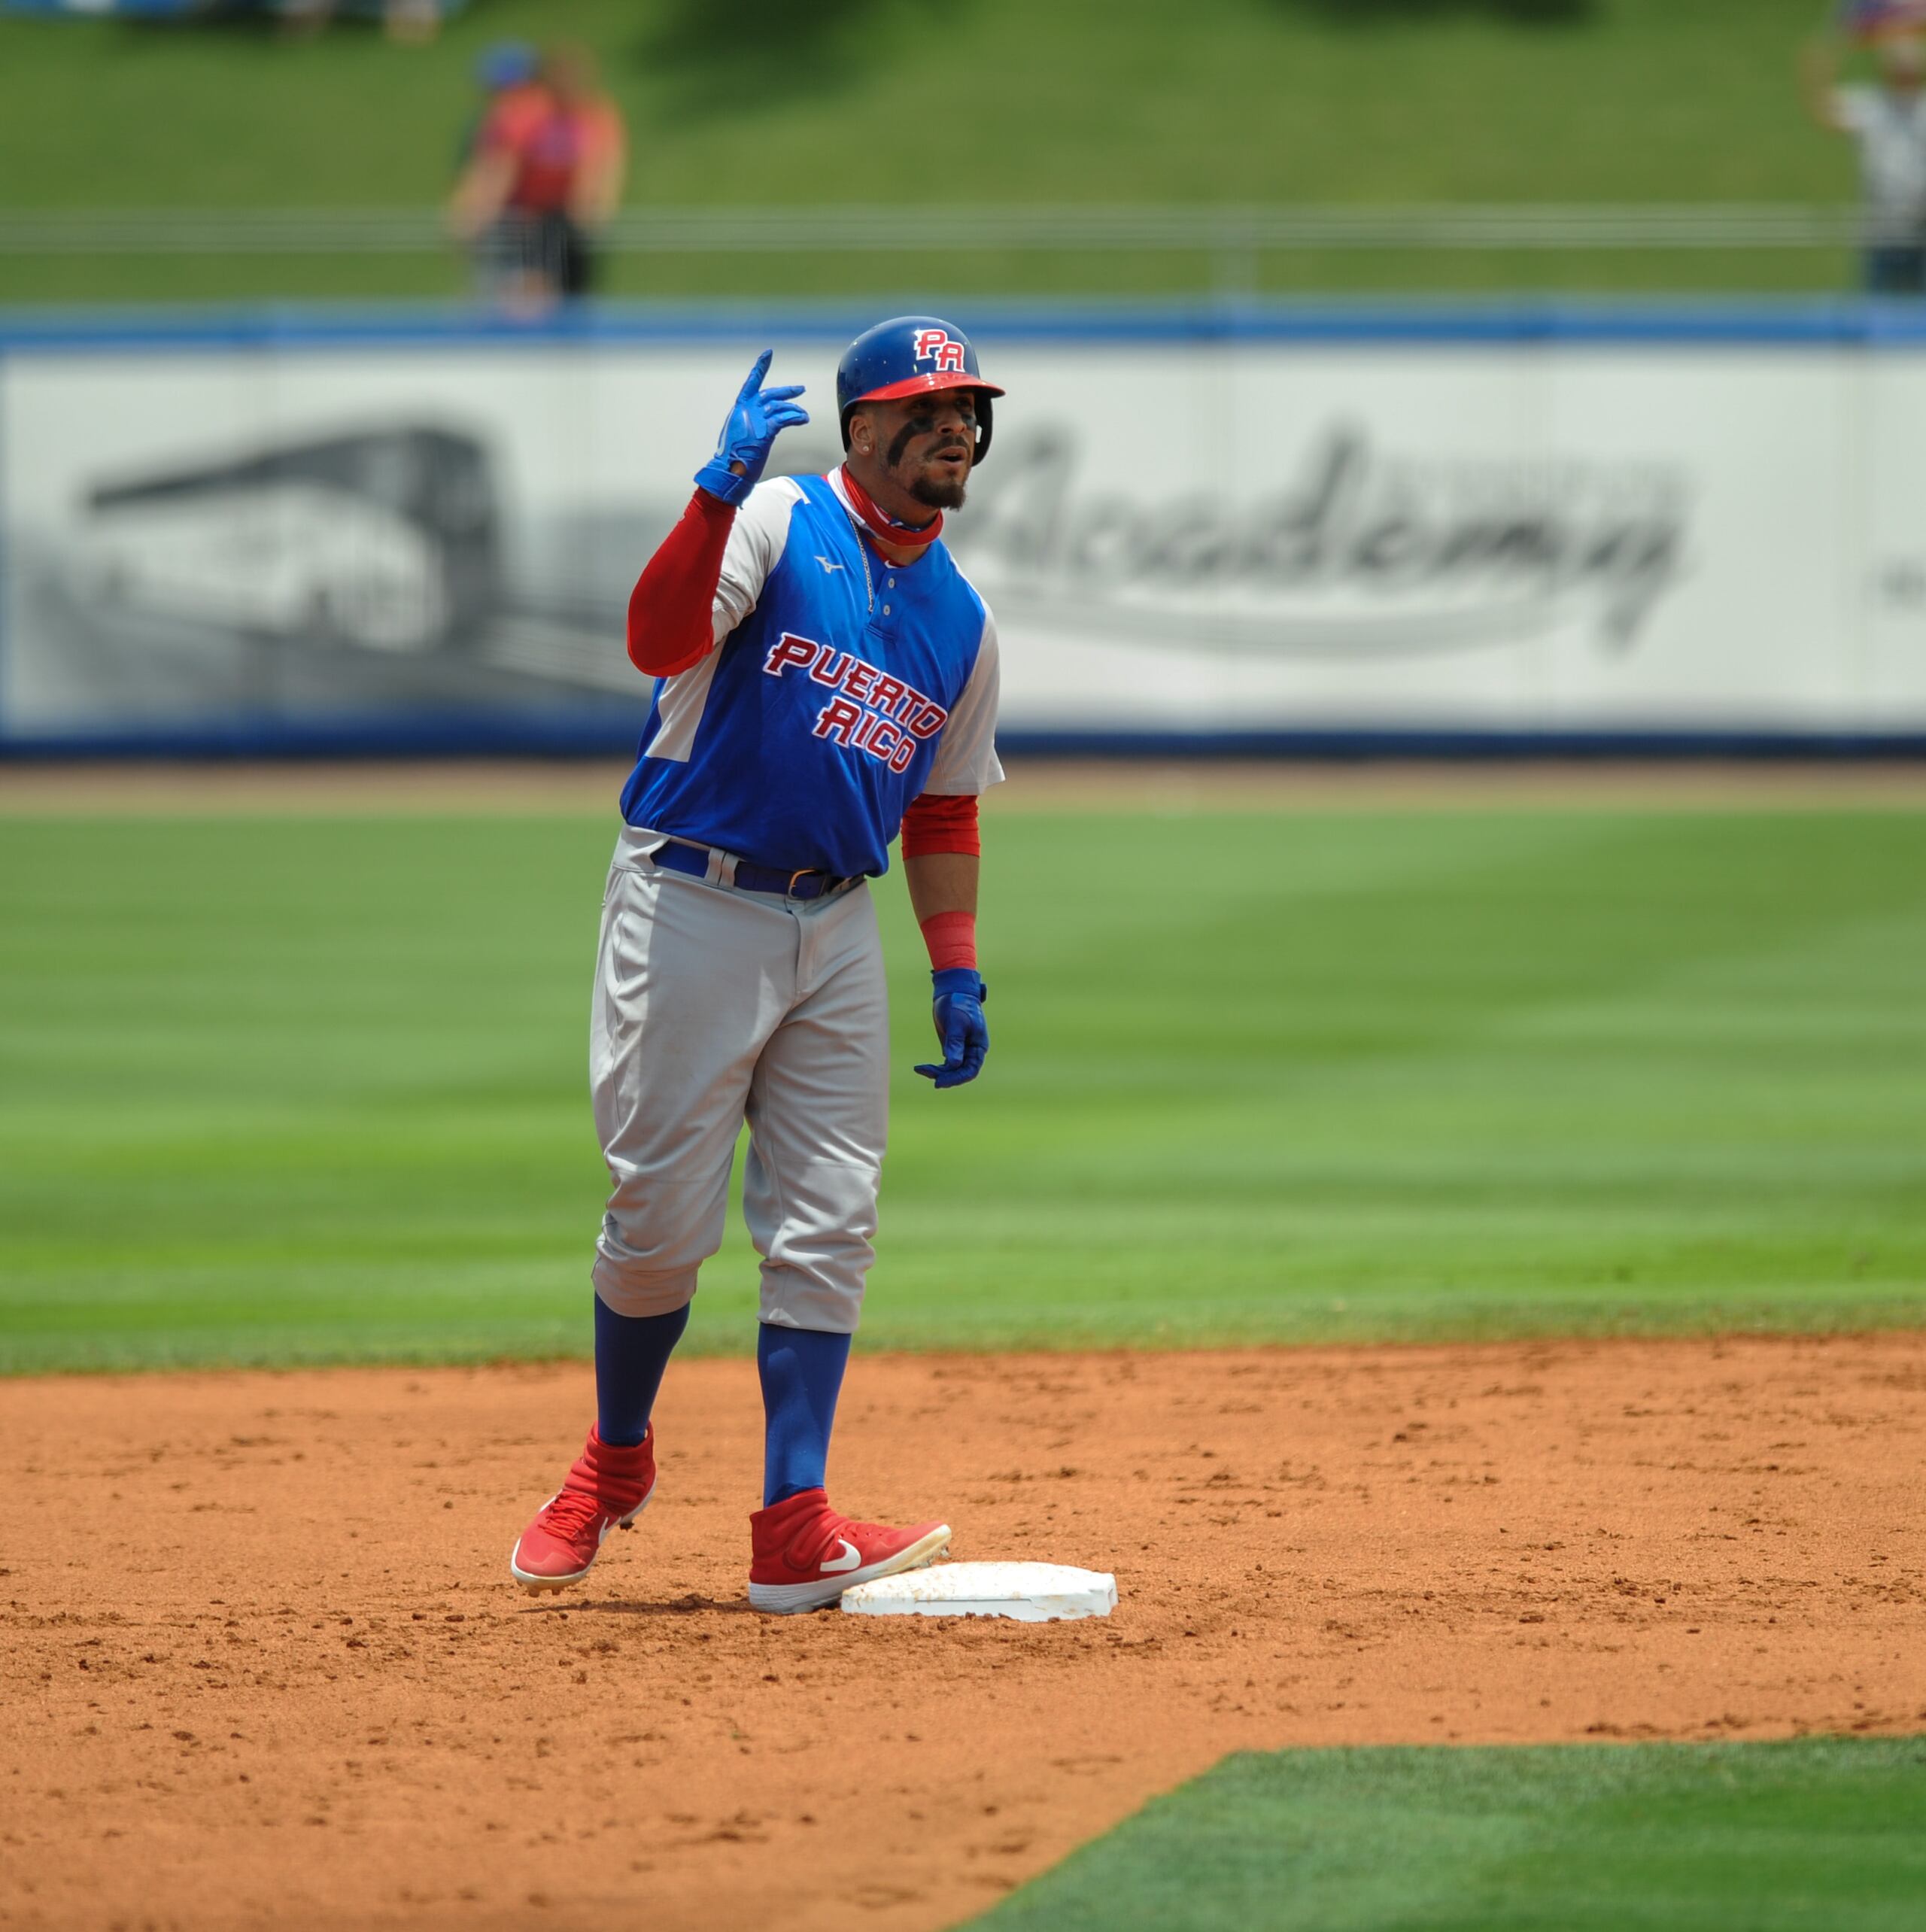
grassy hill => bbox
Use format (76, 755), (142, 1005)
(0, 0), (1882, 299)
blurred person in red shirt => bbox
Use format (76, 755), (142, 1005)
(450, 44), (627, 311)
(457, 41), (541, 169)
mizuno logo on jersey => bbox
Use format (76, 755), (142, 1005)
(913, 328), (968, 374)
(762, 632), (949, 774)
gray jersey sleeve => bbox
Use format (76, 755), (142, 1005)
(712, 478), (802, 645)
(922, 608), (1004, 797)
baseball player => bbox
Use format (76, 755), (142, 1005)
(510, 317), (1004, 1613)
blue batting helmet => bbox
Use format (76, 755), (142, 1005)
(836, 316), (1004, 464)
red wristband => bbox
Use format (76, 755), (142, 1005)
(919, 910), (977, 973)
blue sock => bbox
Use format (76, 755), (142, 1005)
(593, 1296), (689, 1447)
(757, 1323), (852, 1507)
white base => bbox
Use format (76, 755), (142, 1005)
(840, 1560), (1117, 1622)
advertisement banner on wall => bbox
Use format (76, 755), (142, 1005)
(2, 312), (1924, 749)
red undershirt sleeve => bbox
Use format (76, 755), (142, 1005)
(899, 791), (980, 858)
(625, 488), (736, 679)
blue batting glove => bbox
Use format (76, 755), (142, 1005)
(915, 968), (989, 1090)
(693, 349), (810, 506)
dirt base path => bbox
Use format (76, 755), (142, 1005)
(5, 1336), (1924, 1932)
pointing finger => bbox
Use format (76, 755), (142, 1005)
(740, 348), (773, 396)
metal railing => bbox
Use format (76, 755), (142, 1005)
(0, 203), (1871, 258)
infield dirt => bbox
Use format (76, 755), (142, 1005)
(5, 1335), (1925, 1932)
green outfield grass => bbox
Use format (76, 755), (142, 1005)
(1, 803), (1922, 1375)
(0, 0), (1877, 301)
(968, 1737), (1926, 1931)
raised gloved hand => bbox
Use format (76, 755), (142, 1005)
(915, 968), (989, 1090)
(693, 349), (810, 506)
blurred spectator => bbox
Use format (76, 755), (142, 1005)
(448, 45), (627, 312)
(457, 41), (540, 171)
(1804, 20), (1926, 293)
(278, 0), (447, 41)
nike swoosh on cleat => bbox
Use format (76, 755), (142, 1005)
(819, 1539), (863, 1575)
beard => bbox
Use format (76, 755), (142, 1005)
(908, 468), (969, 512)
(886, 421), (972, 513)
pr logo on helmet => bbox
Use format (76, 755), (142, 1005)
(913, 328), (968, 374)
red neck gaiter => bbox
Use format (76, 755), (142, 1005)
(839, 465), (943, 552)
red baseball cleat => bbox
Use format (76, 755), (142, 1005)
(509, 1424), (656, 1593)
(748, 1487), (951, 1614)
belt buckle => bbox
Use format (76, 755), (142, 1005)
(785, 867), (813, 901)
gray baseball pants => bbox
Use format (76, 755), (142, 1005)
(590, 824), (889, 1335)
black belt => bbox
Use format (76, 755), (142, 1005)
(650, 839), (858, 901)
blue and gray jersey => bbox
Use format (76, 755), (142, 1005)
(620, 471), (1003, 879)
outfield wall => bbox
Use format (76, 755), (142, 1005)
(4, 303), (1926, 756)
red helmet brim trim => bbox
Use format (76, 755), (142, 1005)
(845, 371), (1007, 406)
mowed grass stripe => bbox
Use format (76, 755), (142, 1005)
(1, 808), (1922, 1372)
(969, 1738), (1926, 1932)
